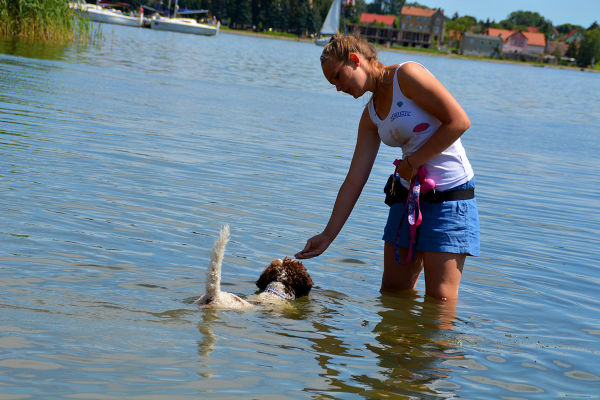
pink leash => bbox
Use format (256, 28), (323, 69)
(392, 159), (435, 265)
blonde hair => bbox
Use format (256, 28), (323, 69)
(320, 34), (385, 90)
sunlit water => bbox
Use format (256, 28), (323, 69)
(1, 25), (599, 399)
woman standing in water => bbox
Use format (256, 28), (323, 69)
(295, 34), (479, 300)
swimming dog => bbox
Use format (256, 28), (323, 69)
(194, 225), (313, 309)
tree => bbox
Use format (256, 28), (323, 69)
(231, 0), (251, 28)
(505, 10), (545, 27)
(446, 15), (476, 36)
(280, 0), (290, 31)
(539, 17), (555, 43)
(296, 0), (310, 35)
(566, 41), (578, 58)
(576, 28), (600, 67)
(348, 0), (367, 23)
(388, 0), (405, 15)
(556, 23), (581, 35)
(367, 0), (385, 14)
(404, 1), (427, 8)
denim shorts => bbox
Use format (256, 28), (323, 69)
(382, 179), (480, 256)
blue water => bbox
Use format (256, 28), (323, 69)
(1, 25), (599, 399)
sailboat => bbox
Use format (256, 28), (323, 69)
(315, 0), (341, 46)
(149, 0), (220, 36)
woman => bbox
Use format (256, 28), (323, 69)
(295, 34), (479, 300)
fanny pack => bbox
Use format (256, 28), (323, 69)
(384, 174), (475, 206)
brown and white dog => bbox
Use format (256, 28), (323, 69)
(194, 225), (313, 309)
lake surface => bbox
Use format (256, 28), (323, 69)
(1, 25), (599, 399)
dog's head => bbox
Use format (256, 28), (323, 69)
(255, 257), (313, 298)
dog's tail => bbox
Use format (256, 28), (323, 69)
(205, 224), (230, 299)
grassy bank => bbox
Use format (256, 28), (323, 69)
(0, 0), (97, 42)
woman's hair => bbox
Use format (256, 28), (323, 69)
(320, 34), (379, 66)
(320, 34), (385, 91)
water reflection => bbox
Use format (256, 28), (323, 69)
(307, 292), (464, 398)
(361, 294), (463, 397)
(0, 38), (70, 61)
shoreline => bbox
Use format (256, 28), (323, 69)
(221, 28), (599, 73)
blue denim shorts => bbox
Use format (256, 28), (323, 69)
(382, 179), (480, 256)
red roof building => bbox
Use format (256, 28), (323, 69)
(349, 8), (445, 48)
(487, 28), (546, 55)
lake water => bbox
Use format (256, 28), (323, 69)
(1, 25), (599, 399)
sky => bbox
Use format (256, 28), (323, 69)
(390, 0), (599, 28)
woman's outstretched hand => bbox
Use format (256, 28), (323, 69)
(295, 233), (332, 259)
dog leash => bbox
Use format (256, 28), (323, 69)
(391, 159), (435, 266)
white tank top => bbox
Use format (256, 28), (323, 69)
(367, 63), (474, 191)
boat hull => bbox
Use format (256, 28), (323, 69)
(315, 36), (331, 46)
(150, 18), (219, 36)
(85, 7), (142, 27)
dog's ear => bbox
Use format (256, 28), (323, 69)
(283, 258), (313, 297)
(255, 259), (282, 290)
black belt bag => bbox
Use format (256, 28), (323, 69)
(384, 174), (475, 206)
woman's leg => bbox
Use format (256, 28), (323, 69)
(381, 242), (423, 293)
(422, 252), (466, 300)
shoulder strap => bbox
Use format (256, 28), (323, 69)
(367, 97), (380, 124)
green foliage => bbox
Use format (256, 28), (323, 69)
(576, 27), (600, 67)
(445, 16), (476, 35)
(556, 23), (579, 35)
(403, 1), (427, 9)
(566, 41), (578, 58)
(0, 0), (96, 41)
(367, 0), (405, 15)
(505, 10), (545, 27)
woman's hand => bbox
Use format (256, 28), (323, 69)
(395, 157), (417, 181)
(295, 233), (332, 259)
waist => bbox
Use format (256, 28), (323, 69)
(384, 176), (475, 206)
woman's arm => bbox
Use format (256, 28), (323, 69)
(295, 108), (381, 259)
(395, 62), (471, 179)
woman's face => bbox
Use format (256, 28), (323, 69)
(322, 53), (368, 98)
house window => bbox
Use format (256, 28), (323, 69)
(402, 23), (406, 29)
(434, 26), (439, 33)
(407, 15), (411, 20)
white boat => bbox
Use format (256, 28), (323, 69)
(149, 1), (219, 36)
(315, 0), (341, 46)
(70, 2), (143, 28)
(150, 15), (219, 36)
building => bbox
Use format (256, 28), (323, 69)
(486, 28), (546, 58)
(460, 33), (503, 57)
(348, 7), (445, 48)
(398, 6), (444, 48)
(355, 13), (398, 44)
(561, 28), (583, 44)
(503, 30), (546, 55)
